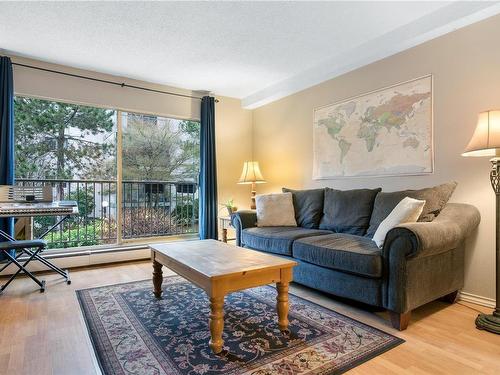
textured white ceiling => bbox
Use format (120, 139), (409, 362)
(0, 1), (499, 108)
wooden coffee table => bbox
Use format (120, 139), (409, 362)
(150, 239), (297, 354)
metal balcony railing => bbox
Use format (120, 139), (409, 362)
(15, 179), (199, 249)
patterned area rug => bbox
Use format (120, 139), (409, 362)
(77, 276), (403, 375)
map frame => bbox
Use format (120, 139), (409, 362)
(312, 74), (434, 179)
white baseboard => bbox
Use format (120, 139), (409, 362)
(0, 248), (150, 276)
(459, 291), (496, 308)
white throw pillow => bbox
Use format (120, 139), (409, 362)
(372, 197), (426, 248)
(255, 193), (297, 227)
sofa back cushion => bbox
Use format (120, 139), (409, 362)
(366, 181), (457, 237)
(282, 187), (324, 229)
(255, 193), (297, 227)
(319, 188), (381, 235)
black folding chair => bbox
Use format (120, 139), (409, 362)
(0, 239), (47, 293)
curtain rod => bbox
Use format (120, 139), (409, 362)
(11, 61), (218, 102)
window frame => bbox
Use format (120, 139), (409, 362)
(13, 94), (201, 252)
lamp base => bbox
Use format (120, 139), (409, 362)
(476, 311), (500, 334)
(250, 181), (256, 210)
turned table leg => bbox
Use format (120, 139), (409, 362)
(209, 296), (224, 354)
(276, 281), (290, 332)
(152, 261), (163, 298)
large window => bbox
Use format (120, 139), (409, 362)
(14, 96), (200, 250)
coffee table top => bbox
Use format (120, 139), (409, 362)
(150, 239), (297, 280)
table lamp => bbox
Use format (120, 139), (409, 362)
(238, 161), (266, 209)
(462, 110), (500, 334)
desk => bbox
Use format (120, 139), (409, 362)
(0, 201), (78, 289)
(0, 201), (78, 244)
(0, 202), (78, 218)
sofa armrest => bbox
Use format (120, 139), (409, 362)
(382, 203), (480, 313)
(383, 203), (480, 259)
(231, 210), (257, 246)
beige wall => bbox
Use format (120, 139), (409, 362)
(8, 55), (253, 221)
(215, 96), (254, 212)
(252, 15), (500, 301)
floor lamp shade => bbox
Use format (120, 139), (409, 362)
(237, 161), (266, 209)
(462, 111), (500, 157)
(463, 110), (500, 334)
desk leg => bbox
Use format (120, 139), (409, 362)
(209, 296), (225, 354)
(222, 228), (228, 243)
(152, 261), (163, 298)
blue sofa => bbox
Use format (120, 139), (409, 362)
(231, 185), (480, 330)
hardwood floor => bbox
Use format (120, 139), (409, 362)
(0, 260), (499, 375)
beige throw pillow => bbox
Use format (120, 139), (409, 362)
(256, 193), (297, 227)
(373, 197), (426, 248)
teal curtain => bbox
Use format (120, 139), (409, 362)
(0, 56), (15, 257)
(199, 96), (218, 239)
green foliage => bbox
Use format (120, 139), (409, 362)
(122, 114), (200, 181)
(14, 97), (116, 179)
(68, 187), (95, 221)
(224, 198), (235, 209)
(47, 222), (102, 249)
(172, 197), (199, 227)
(32, 216), (57, 239)
(179, 120), (201, 179)
(30, 185), (97, 238)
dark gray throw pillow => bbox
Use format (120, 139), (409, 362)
(365, 181), (458, 238)
(319, 188), (381, 235)
(282, 188), (324, 229)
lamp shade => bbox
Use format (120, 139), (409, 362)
(463, 111), (500, 157)
(237, 161), (266, 184)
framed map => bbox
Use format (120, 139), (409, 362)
(313, 75), (433, 178)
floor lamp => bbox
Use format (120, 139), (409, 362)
(462, 110), (500, 334)
(237, 161), (266, 209)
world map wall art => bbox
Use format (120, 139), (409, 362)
(313, 75), (433, 178)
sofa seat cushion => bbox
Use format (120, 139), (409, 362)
(241, 227), (332, 256)
(293, 233), (382, 278)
